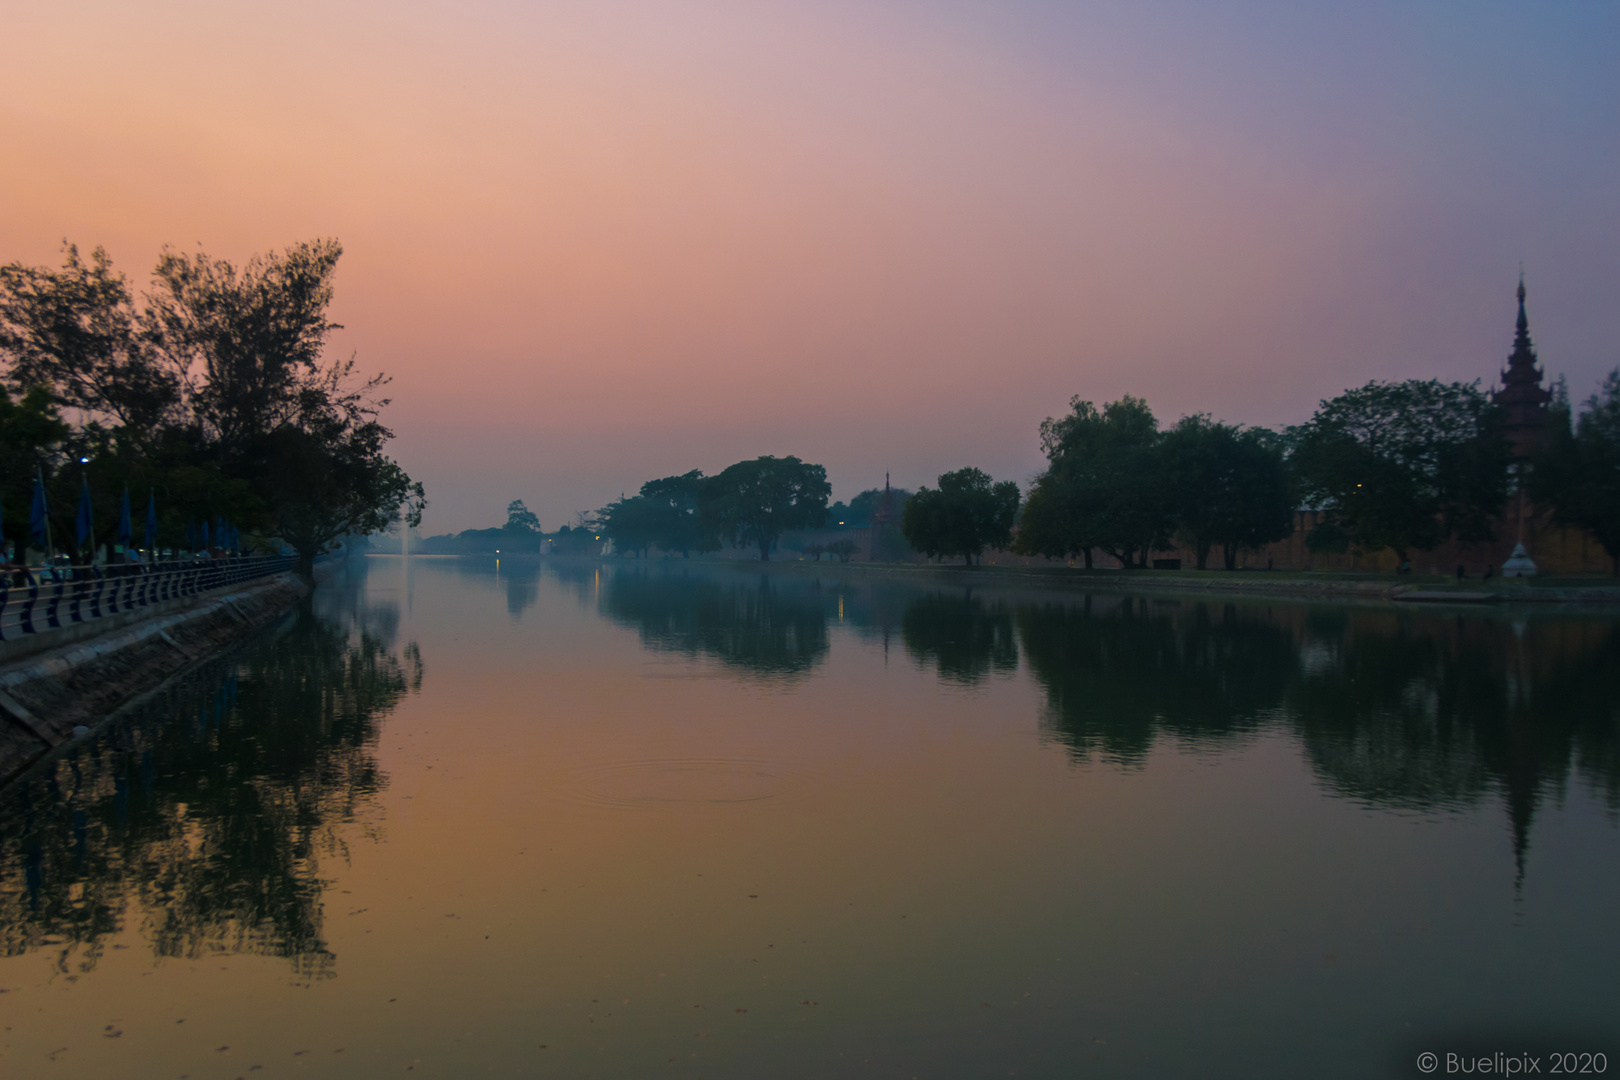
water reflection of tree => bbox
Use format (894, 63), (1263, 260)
(500, 560), (541, 620)
(1290, 612), (1620, 876)
(1017, 596), (1294, 762)
(901, 592), (1018, 685)
(433, 554), (543, 621)
(598, 568), (830, 678)
(1010, 589), (1619, 879)
(0, 569), (421, 980)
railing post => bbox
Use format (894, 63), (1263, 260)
(63, 572), (81, 624)
(44, 573), (63, 629)
(21, 575), (41, 634)
(89, 566), (106, 620)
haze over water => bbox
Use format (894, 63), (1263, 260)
(1, 556), (1615, 1078)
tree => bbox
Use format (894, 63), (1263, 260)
(0, 243), (180, 438)
(1289, 380), (1509, 565)
(1163, 416), (1294, 569)
(1534, 369), (1620, 575)
(145, 240), (352, 462)
(639, 470), (717, 556)
(1016, 395), (1172, 568)
(0, 387), (69, 556)
(702, 456), (830, 560)
(1, 238), (425, 571)
(827, 539), (859, 562)
(153, 241), (423, 572)
(257, 419), (424, 574)
(901, 467), (1020, 566)
(597, 494), (661, 557)
(505, 499), (541, 533)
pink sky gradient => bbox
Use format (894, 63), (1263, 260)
(4, 1), (1617, 531)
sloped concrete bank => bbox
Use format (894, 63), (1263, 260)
(0, 567), (330, 787)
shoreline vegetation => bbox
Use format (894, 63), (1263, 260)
(407, 297), (1620, 579)
(6, 238), (1618, 598)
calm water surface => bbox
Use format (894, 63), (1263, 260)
(2, 556), (1617, 1079)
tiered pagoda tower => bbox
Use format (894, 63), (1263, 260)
(872, 473), (898, 527)
(1492, 277), (1553, 459)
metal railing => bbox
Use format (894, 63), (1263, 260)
(0, 555), (296, 642)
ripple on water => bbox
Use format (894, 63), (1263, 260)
(566, 758), (800, 810)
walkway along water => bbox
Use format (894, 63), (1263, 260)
(0, 556), (336, 787)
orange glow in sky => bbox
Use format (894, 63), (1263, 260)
(3, 1), (1616, 529)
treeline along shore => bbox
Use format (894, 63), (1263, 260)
(405, 285), (1619, 583)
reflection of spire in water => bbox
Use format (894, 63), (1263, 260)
(1503, 726), (1540, 893)
(1016, 595), (1620, 890)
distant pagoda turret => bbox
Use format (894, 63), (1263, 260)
(1492, 277), (1553, 459)
(872, 472), (898, 527)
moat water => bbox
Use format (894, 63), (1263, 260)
(1, 556), (1617, 1078)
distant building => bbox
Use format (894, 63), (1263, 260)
(1492, 277), (1553, 459)
(872, 473), (898, 528)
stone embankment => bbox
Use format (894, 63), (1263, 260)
(0, 569), (325, 787)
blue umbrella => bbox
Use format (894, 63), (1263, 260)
(117, 486), (133, 548)
(145, 491), (157, 550)
(76, 476), (94, 550)
(31, 474), (50, 550)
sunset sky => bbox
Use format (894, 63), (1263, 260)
(3, 1), (1617, 531)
